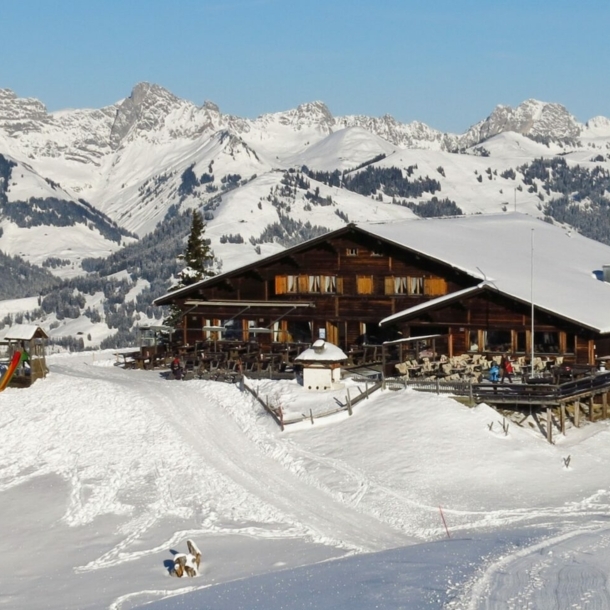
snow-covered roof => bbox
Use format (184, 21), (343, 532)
(157, 212), (610, 334)
(2, 324), (48, 341)
(295, 340), (348, 362)
(381, 284), (486, 326)
(358, 213), (610, 334)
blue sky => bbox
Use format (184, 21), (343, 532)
(2, 0), (609, 133)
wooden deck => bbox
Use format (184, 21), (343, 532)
(386, 371), (610, 443)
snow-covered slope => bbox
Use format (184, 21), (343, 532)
(0, 153), (131, 276)
(286, 126), (398, 170)
(2, 352), (610, 609)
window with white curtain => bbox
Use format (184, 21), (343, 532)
(324, 275), (336, 293)
(409, 277), (424, 295)
(308, 275), (321, 292)
(394, 277), (408, 294)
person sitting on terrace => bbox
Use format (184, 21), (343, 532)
(170, 355), (184, 380)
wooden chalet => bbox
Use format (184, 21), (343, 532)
(154, 213), (610, 368)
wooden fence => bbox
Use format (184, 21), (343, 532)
(384, 371), (610, 407)
(241, 376), (382, 430)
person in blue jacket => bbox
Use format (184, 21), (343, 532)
(489, 362), (500, 382)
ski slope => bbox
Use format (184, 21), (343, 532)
(461, 527), (610, 610)
(2, 352), (610, 608)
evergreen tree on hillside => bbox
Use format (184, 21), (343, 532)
(164, 210), (215, 328)
(181, 209), (214, 284)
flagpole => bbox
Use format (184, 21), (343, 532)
(531, 229), (535, 377)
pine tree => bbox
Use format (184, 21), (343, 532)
(163, 210), (215, 329)
(181, 209), (214, 284)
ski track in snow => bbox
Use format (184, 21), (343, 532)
(451, 526), (610, 610)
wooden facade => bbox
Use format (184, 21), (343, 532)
(155, 224), (607, 365)
(380, 285), (598, 365)
(155, 226), (470, 352)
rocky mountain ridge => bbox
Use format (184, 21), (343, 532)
(1, 82), (610, 275)
(1, 83), (603, 160)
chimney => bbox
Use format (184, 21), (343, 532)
(603, 265), (610, 283)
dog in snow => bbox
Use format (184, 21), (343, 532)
(173, 539), (201, 577)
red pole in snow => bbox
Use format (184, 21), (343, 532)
(439, 505), (451, 538)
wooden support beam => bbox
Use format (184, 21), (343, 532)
(560, 403), (566, 435)
(546, 406), (553, 444)
(574, 401), (580, 428)
(603, 392), (608, 419)
(589, 396), (595, 422)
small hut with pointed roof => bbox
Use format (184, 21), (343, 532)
(295, 339), (347, 391)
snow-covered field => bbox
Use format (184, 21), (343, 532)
(2, 352), (610, 609)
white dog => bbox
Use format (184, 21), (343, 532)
(173, 539), (201, 578)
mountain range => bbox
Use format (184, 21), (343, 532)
(2, 83), (610, 346)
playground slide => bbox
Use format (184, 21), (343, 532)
(0, 351), (22, 392)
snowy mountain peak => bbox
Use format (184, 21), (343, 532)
(131, 81), (176, 102)
(337, 113), (451, 150)
(109, 82), (187, 148)
(462, 99), (582, 147)
(0, 88), (50, 135)
(203, 99), (221, 114)
(267, 101), (335, 131)
(295, 101), (334, 122)
(585, 115), (610, 137)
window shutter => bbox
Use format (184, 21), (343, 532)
(357, 275), (373, 295)
(275, 275), (287, 295)
(279, 320), (289, 343)
(336, 277), (344, 294)
(424, 277), (447, 296)
(298, 275), (308, 293)
(384, 277), (394, 295)
(326, 322), (339, 345)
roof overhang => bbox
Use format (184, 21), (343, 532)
(382, 334), (442, 345)
(379, 282), (605, 334)
(379, 284), (487, 327)
(2, 324), (49, 341)
(153, 226), (353, 306)
(184, 300), (315, 308)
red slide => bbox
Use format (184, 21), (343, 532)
(0, 351), (22, 392)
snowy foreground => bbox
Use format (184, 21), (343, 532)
(2, 353), (610, 609)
